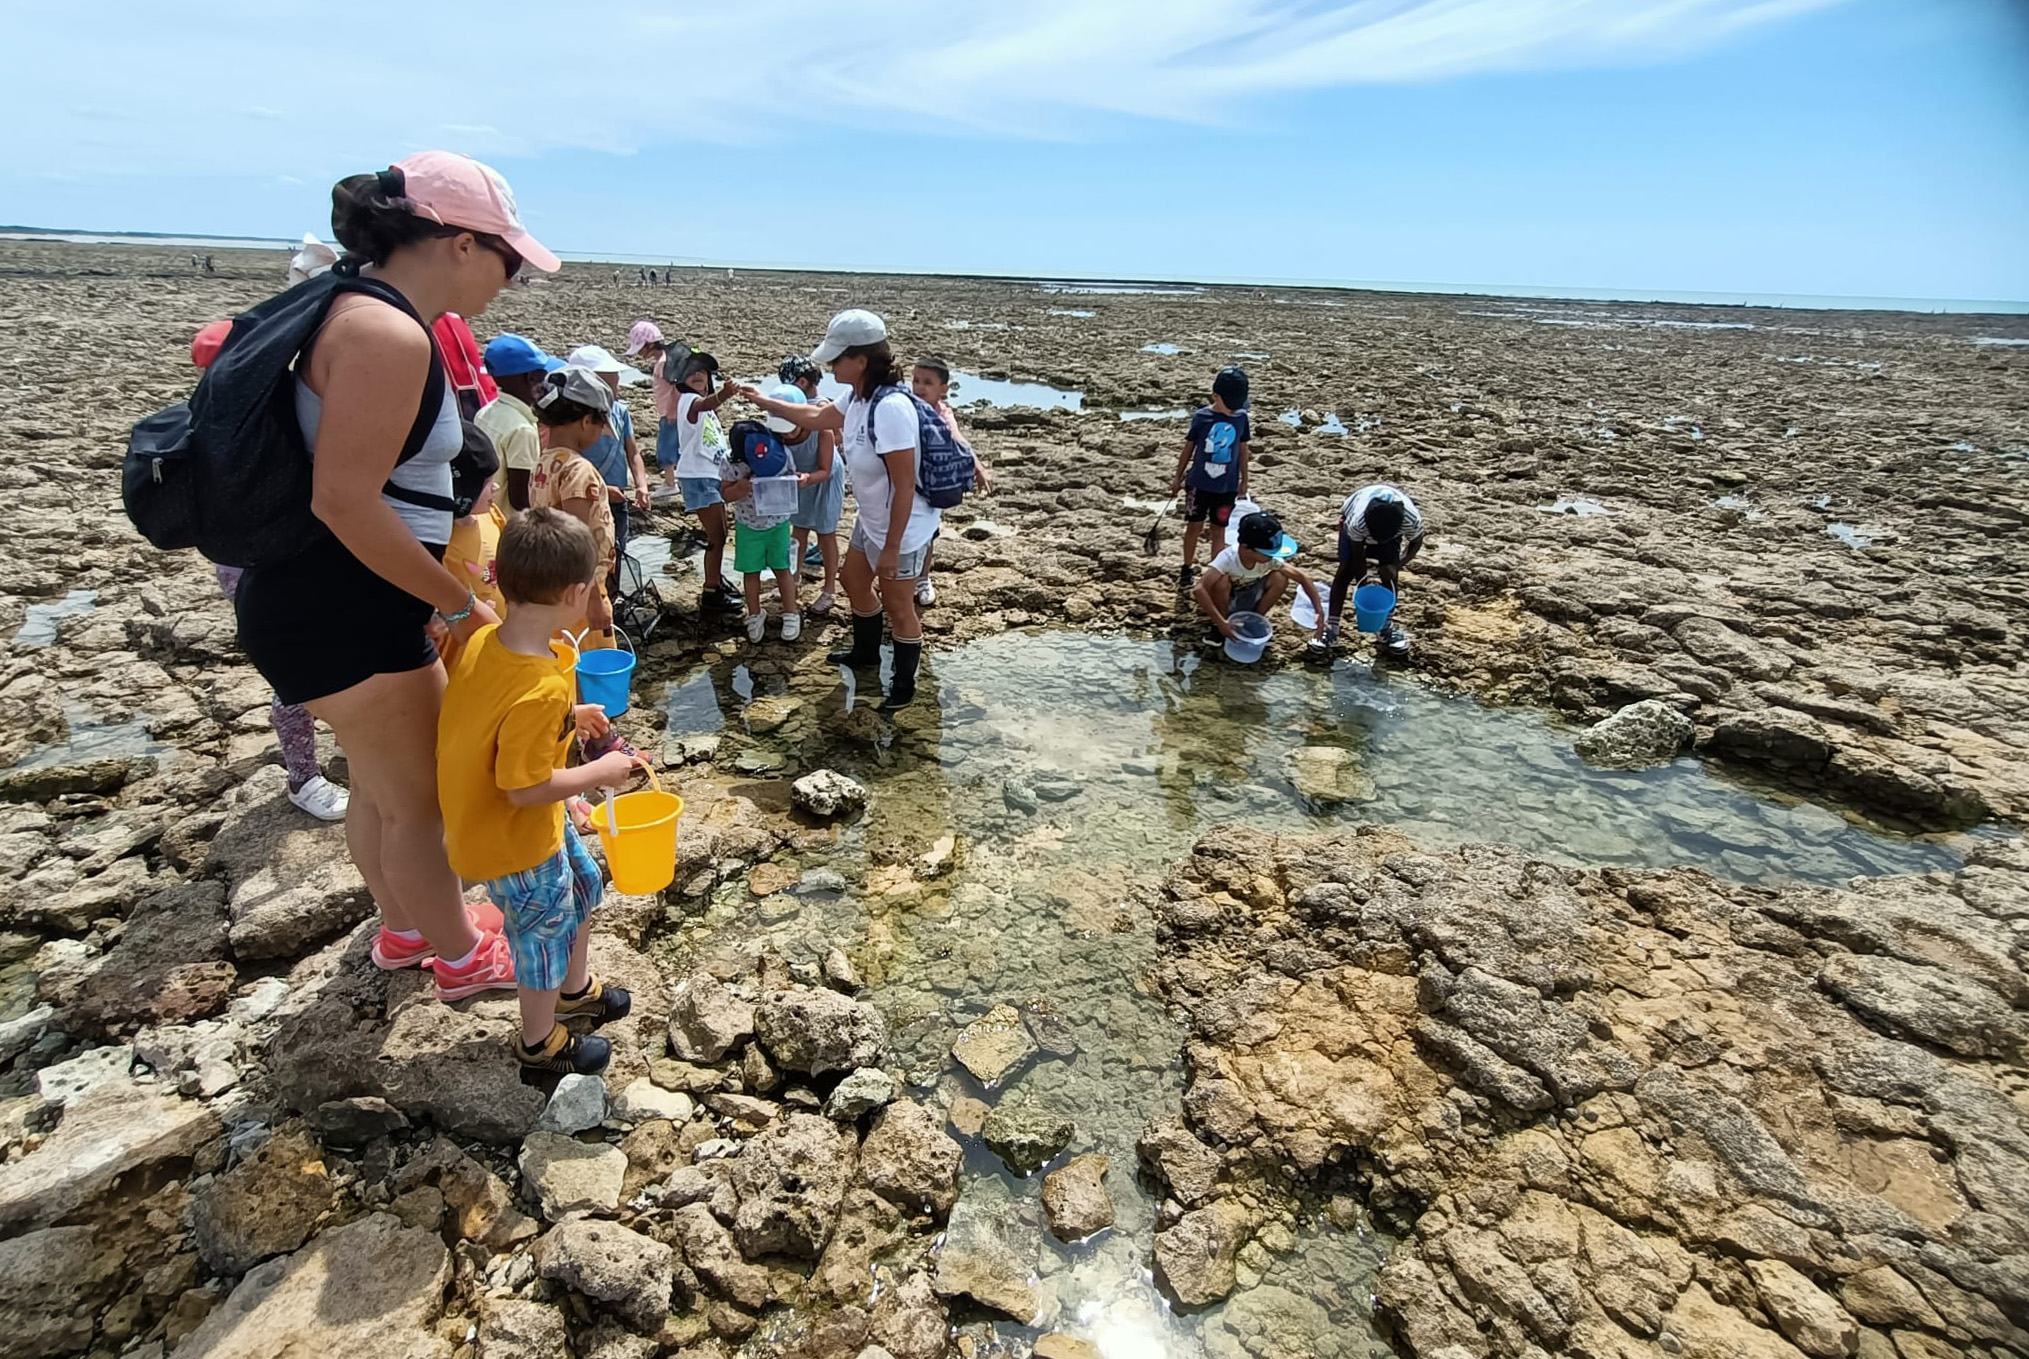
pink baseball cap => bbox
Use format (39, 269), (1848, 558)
(191, 319), (232, 369)
(626, 319), (664, 356)
(392, 151), (560, 274)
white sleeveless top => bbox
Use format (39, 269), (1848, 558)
(295, 377), (461, 547)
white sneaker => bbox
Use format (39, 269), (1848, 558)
(915, 578), (937, 606)
(810, 590), (836, 616)
(780, 613), (802, 642)
(288, 774), (349, 821)
(745, 613), (767, 644)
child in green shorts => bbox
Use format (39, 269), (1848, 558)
(721, 421), (801, 644)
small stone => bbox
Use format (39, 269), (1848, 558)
(1041, 1155), (1114, 1240)
(611, 1079), (695, 1126)
(933, 1192), (1041, 1322)
(821, 948), (861, 992)
(1153, 1200), (1252, 1307)
(858, 1100), (962, 1218)
(754, 987), (887, 1076)
(916, 834), (960, 879)
(191, 1129), (332, 1275)
(1575, 698), (1695, 769)
(666, 972), (756, 1064)
(797, 868), (850, 895)
(388, 1185), (444, 1232)
(949, 1097), (990, 1137)
(517, 1132), (626, 1220)
(825, 1068), (897, 1121)
(742, 1042), (782, 1093)
(1031, 778), (1081, 802)
(793, 770), (869, 818)
(749, 861), (800, 897)
(1034, 1338), (1101, 1359)
(982, 1101), (1073, 1176)
(1002, 781), (1039, 814)
(1288, 746), (1375, 805)
(694, 1138), (742, 1161)
(1747, 1259), (1861, 1358)
(951, 1005), (1036, 1088)
(743, 695), (803, 733)
(534, 1217), (675, 1334)
(536, 1074), (608, 1134)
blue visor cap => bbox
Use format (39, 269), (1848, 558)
(483, 333), (565, 378)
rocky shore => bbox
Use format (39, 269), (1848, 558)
(0, 240), (2023, 1357)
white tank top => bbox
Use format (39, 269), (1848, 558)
(294, 376), (461, 547)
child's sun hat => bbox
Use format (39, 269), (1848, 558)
(763, 383), (807, 436)
(1237, 510), (1298, 560)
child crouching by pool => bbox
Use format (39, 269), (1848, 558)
(1193, 510), (1328, 651)
(438, 509), (636, 1074)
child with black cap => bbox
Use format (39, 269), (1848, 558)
(1170, 365), (1253, 585)
(1194, 510), (1327, 650)
(1326, 483), (1424, 654)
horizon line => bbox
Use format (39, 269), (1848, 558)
(4, 226), (2026, 317)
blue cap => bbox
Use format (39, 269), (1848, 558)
(483, 334), (564, 378)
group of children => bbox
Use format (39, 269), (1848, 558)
(1170, 364), (1424, 657)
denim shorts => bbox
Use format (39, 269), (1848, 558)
(680, 477), (724, 513)
(484, 824), (602, 991)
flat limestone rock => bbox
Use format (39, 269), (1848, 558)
(208, 765), (373, 960)
(950, 1004), (1035, 1088)
(170, 1212), (453, 1359)
(0, 1080), (218, 1229)
(933, 1192), (1041, 1323)
(518, 1132), (627, 1221)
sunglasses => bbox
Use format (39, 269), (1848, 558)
(431, 223), (522, 279)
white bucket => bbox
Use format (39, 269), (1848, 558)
(1223, 611), (1272, 663)
(750, 475), (800, 519)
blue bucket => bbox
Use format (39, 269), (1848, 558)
(575, 633), (637, 717)
(1352, 585), (1396, 634)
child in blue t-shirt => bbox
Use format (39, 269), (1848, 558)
(1168, 366), (1251, 584)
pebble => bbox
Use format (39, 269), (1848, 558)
(536, 1074), (608, 1134)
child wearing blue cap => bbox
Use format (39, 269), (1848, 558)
(476, 334), (562, 511)
(1193, 510), (1327, 651)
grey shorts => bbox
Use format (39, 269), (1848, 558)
(848, 522), (928, 580)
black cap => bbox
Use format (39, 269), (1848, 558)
(778, 356), (821, 384)
(1213, 365), (1250, 410)
(1237, 510), (1281, 552)
(450, 419), (500, 517)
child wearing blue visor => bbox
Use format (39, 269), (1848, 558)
(1193, 510), (1327, 652)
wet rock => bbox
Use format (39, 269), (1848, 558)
(730, 1111), (858, 1259)
(857, 1099), (962, 1219)
(191, 1129), (332, 1275)
(170, 1212), (452, 1358)
(0, 1225), (122, 1359)
(981, 1100), (1073, 1175)
(933, 1191), (1041, 1323)
(1034, 1338), (1102, 1359)
(1003, 780), (1039, 814)
(950, 1003), (1035, 1087)
(1288, 746), (1375, 804)
(798, 867), (850, 895)
(375, 999), (545, 1144)
(1747, 1259), (1860, 1357)
(1020, 1000), (1080, 1057)
(476, 1298), (570, 1359)
(0, 757), (147, 803)
(612, 1078), (695, 1126)
(1041, 1154), (1114, 1240)
(825, 1067), (897, 1121)
(1201, 1285), (1331, 1359)
(916, 834), (960, 879)
(518, 1131), (627, 1220)
(749, 860), (800, 897)
(309, 1096), (408, 1146)
(534, 1216), (675, 1333)
(1153, 1200), (1252, 1308)
(1574, 698), (1693, 769)
(822, 947), (861, 992)
(948, 1096), (990, 1138)
(69, 879), (235, 1036)
(1137, 1116), (1224, 1206)
(666, 972), (755, 1064)
(1031, 777), (1082, 802)
(793, 770), (869, 818)
(743, 694), (802, 733)
(0, 1081), (217, 1229)
(536, 1073), (609, 1133)
(208, 766), (372, 959)
(754, 987), (887, 1076)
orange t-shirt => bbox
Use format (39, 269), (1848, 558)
(531, 447), (615, 579)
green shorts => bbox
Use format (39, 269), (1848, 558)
(734, 520), (793, 574)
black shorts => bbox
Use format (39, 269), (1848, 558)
(1338, 529), (1401, 567)
(1184, 487), (1238, 525)
(236, 532), (444, 707)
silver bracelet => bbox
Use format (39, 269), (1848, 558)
(436, 591), (477, 627)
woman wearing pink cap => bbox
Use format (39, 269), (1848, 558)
(233, 151), (560, 999)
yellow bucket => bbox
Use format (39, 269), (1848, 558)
(589, 765), (684, 896)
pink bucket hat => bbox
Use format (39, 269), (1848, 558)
(626, 319), (664, 356)
(392, 151), (560, 273)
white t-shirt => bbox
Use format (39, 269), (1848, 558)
(1340, 485), (1424, 543)
(1208, 545), (1279, 585)
(674, 392), (730, 479)
(835, 387), (940, 554)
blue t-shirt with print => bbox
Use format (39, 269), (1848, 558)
(583, 402), (636, 490)
(1184, 407), (1249, 491)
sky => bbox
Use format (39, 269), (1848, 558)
(7, 0), (2027, 302)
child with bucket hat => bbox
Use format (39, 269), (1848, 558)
(437, 507), (637, 1075)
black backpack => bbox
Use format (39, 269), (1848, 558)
(124, 272), (450, 569)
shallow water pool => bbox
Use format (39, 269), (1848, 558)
(14, 590), (96, 648)
(649, 631), (1983, 1358)
(951, 371), (1085, 413)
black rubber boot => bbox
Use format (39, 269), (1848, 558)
(827, 610), (884, 668)
(879, 639), (922, 713)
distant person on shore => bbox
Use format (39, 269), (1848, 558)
(233, 150), (562, 1000)
(529, 367), (621, 656)
(1193, 510), (1327, 650)
(477, 335), (561, 511)
(734, 309), (943, 712)
(1170, 366), (1252, 587)
(438, 508), (635, 1074)
(191, 319), (348, 822)
(906, 357), (994, 608)
(1326, 484), (1423, 655)
(567, 344), (651, 578)
(776, 357), (842, 616)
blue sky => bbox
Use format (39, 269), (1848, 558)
(7, 0), (2026, 301)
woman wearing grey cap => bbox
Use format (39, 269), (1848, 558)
(735, 309), (937, 711)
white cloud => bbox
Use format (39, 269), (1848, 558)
(2, 0), (1848, 178)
